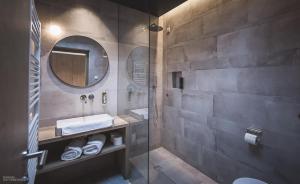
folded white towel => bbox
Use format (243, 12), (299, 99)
(61, 139), (86, 161)
(83, 134), (106, 155)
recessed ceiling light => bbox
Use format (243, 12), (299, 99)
(48, 24), (62, 36)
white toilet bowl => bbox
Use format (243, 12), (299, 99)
(233, 178), (267, 184)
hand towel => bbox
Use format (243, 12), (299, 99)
(61, 138), (86, 161)
(83, 134), (106, 155)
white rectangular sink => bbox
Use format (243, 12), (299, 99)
(129, 108), (148, 120)
(56, 114), (114, 136)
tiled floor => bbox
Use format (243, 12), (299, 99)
(130, 147), (218, 184)
(78, 147), (217, 184)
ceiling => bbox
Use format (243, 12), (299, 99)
(109, 0), (186, 17)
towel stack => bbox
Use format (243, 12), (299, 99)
(61, 134), (106, 161)
(83, 134), (106, 155)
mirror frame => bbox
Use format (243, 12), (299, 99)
(49, 35), (109, 88)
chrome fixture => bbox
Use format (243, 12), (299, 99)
(88, 94), (95, 101)
(80, 94), (87, 103)
(22, 150), (48, 167)
(149, 23), (163, 32)
(102, 91), (107, 104)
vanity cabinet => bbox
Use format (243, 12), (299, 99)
(36, 117), (130, 184)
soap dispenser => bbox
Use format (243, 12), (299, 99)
(102, 91), (108, 105)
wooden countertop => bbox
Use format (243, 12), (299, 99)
(38, 116), (129, 145)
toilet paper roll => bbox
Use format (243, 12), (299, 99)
(244, 133), (258, 145)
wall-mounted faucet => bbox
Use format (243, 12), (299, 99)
(80, 95), (87, 103)
(88, 94), (94, 101)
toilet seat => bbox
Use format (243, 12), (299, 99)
(233, 178), (267, 184)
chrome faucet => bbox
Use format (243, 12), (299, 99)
(80, 95), (87, 103)
(88, 94), (95, 101)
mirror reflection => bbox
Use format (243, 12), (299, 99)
(127, 46), (155, 86)
(49, 36), (109, 88)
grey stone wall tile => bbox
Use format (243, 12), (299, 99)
(185, 66), (300, 97)
(203, 0), (248, 35)
(270, 12), (300, 53)
(213, 93), (269, 127)
(265, 97), (300, 135)
(175, 137), (199, 168)
(215, 129), (275, 174)
(265, 148), (300, 184)
(167, 46), (187, 64)
(190, 0), (221, 17)
(238, 66), (300, 97)
(182, 71), (198, 91)
(207, 116), (244, 137)
(190, 57), (230, 70)
(214, 93), (300, 137)
(161, 128), (177, 154)
(217, 23), (271, 59)
(181, 92), (213, 116)
(162, 0), (300, 183)
(195, 69), (239, 93)
(163, 106), (184, 136)
(165, 89), (182, 108)
(198, 147), (237, 184)
(183, 119), (216, 150)
(185, 37), (217, 62)
(167, 63), (190, 72)
(248, 0), (300, 23)
(191, 48), (300, 70)
(166, 17), (202, 46)
(179, 109), (209, 126)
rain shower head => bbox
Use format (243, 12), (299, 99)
(149, 23), (163, 32)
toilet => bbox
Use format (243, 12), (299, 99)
(233, 178), (267, 184)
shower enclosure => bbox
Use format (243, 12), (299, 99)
(117, 5), (159, 183)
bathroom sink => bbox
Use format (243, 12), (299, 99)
(129, 108), (148, 120)
(56, 114), (114, 136)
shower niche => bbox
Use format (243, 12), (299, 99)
(172, 71), (184, 89)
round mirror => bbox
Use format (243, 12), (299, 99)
(127, 46), (155, 86)
(49, 36), (109, 88)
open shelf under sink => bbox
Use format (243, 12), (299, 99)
(38, 143), (126, 174)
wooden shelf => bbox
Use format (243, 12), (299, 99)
(39, 117), (129, 145)
(38, 143), (126, 174)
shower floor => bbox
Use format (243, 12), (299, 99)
(70, 147), (217, 184)
(130, 147), (218, 184)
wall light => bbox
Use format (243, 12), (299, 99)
(48, 24), (62, 36)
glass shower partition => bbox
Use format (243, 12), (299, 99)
(117, 4), (151, 184)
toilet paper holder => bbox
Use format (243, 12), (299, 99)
(246, 127), (263, 136)
(245, 128), (263, 145)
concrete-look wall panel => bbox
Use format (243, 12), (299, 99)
(248, 0), (300, 23)
(270, 12), (300, 53)
(217, 24), (271, 59)
(162, 0), (300, 183)
(182, 66), (300, 97)
(203, 0), (248, 36)
(37, 0), (120, 125)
